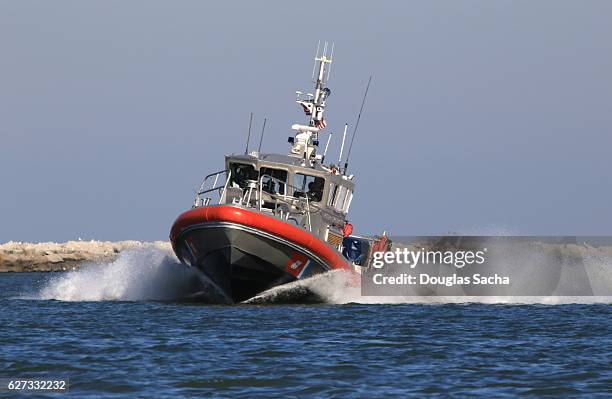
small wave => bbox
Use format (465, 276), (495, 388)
(35, 247), (204, 301)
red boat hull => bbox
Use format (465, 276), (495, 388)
(170, 205), (350, 303)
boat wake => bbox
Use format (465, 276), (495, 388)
(31, 246), (612, 305)
(244, 270), (357, 304)
(246, 270), (612, 305)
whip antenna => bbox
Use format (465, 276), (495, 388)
(322, 131), (333, 163)
(338, 123), (348, 168)
(311, 40), (321, 79)
(244, 112), (253, 155)
(344, 75), (372, 174)
(257, 117), (267, 155)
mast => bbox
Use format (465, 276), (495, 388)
(289, 41), (333, 161)
(310, 41), (333, 129)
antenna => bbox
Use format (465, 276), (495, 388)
(244, 112), (253, 155)
(327, 42), (334, 81)
(338, 123), (348, 168)
(344, 75), (372, 174)
(257, 117), (267, 155)
(322, 131), (333, 163)
(311, 40), (321, 79)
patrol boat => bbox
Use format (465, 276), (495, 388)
(170, 45), (389, 303)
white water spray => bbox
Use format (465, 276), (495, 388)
(247, 259), (612, 306)
(36, 246), (203, 301)
(31, 243), (612, 305)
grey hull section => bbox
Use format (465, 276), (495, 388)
(174, 222), (330, 303)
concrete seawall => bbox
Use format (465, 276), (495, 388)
(0, 241), (172, 272)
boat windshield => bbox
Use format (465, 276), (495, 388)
(229, 163), (258, 189)
(260, 167), (287, 195)
(294, 173), (324, 202)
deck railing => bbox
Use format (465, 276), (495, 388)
(192, 170), (342, 234)
(193, 169), (231, 207)
(257, 174), (313, 231)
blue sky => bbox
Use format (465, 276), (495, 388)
(1, 1), (611, 242)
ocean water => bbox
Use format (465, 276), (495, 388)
(1, 249), (611, 398)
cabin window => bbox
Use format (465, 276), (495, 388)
(229, 163), (258, 189)
(327, 183), (338, 207)
(335, 186), (348, 211)
(260, 167), (288, 195)
(344, 191), (353, 213)
(294, 174), (325, 202)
